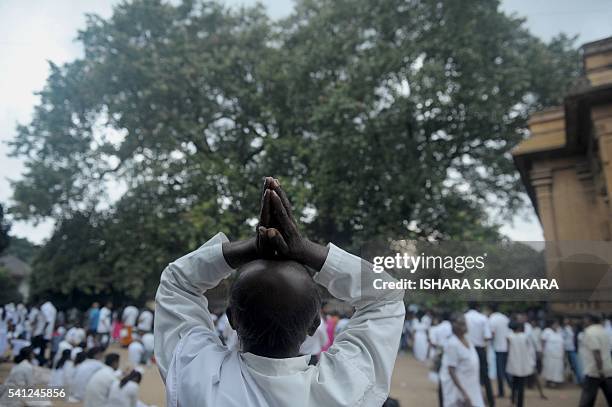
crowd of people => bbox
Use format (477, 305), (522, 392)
(401, 303), (612, 407)
(0, 300), (156, 406)
(2, 298), (612, 407)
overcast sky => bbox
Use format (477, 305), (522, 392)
(1, 0), (612, 244)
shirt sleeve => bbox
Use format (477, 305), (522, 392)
(444, 342), (459, 368)
(313, 244), (405, 404)
(583, 330), (597, 351)
(154, 232), (235, 380)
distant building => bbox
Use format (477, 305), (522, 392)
(0, 254), (31, 301)
(512, 36), (612, 312)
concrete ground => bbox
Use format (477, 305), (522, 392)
(0, 346), (606, 406)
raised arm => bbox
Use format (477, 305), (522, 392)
(314, 244), (406, 403)
(264, 183), (405, 404)
(154, 233), (259, 379)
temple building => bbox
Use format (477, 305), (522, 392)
(512, 36), (612, 312)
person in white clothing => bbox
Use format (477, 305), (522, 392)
(97, 302), (113, 347)
(488, 306), (511, 397)
(106, 370), (142, 407)
(412, 313), (430, 362)
(137, 309), (153, 333)
(429, 313), (452, 406)
(541, 319), (564, 386)
(70, 346), (106, 401)
(440, 313), (484, 407)
(65, 324), (86, 346)
(562, 317), (582, 383)
(40, 301), (57, 341)
(0, 347), (36, 407)
(29, 305), (48, 365)
(84, 353), (121, 407)
(464, 303), (494, 406)
(578, 313), (612, 406)
(49, 349), (72, 388)
(66, 351), (87, 398)
(506, 321), (535, 407)
(40, 301), (57, 366)
(154, 178), (405, 407)
(141, 332), (154, 365)
(128, 336), (145, 366)
(4, 347), (34, 386)
(123, 306), (139, 328)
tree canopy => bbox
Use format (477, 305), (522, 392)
(9, 0), (577, 303)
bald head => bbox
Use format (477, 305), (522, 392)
(228, 260), (321, 358)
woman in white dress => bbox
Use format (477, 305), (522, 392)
(440, 313), (484, 407)
(49, 349), (72, 388)
(541, 319), (564, 386)
(412, 313), (430, 362)
(106, 370), (142, 407)
(65, 350), (87, 398)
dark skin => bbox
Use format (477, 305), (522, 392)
(221, 177), (329, 358)
(222, 177), (328, 270)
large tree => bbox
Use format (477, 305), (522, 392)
(9, 0), (578, 301)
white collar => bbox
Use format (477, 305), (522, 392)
(241, 352), (311, 376)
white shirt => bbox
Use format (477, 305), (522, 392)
(562, 325), (576, 351)
(142, 332), (154, 352)
(84, 365), (118, 407)
(541, 327), (564, 357)
(41, 301), (57, 340)
(580, 324), (612, 378)
(506, 332), (535, 377)
(122, 306), (139, 327)
(429, 320), (452, 348)
(106, 380), (139, 407)
(66, 327), (86, 345)
(421, 314), (432, 328)
(128, 341), (145, 366)
(464, 309), (491, 347)
(137, 310), (153, 332)
(489, 312), (510, 352)
(29, 307), (46, 337)
(440, 335), (484, 407)
(5, 360), (34, 387)
(71, 359), (105, 400)
(299, 318), (328, 355)
(97, 307), (112, 334)
(154, 232), (405, 407)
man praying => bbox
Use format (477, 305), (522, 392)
(154, 177), (405, 406)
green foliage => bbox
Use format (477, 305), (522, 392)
(10, 0), (579, 302)
(0, 267), (22, 304)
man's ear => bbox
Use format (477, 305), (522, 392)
(227, 308), (235, 330)
(307, 314), (321, 336)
